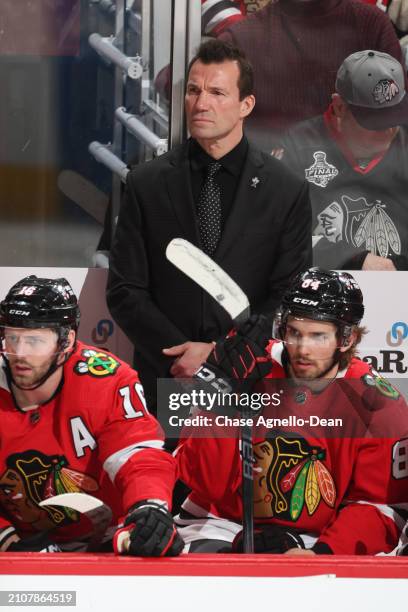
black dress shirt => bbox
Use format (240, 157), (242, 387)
(189, 136), (249, 229)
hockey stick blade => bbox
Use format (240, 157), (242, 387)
(40, 493), (113, 551)
(57, 170), (109, 225)
(166, 238), (250, 325)
(40, 493), (106, 513)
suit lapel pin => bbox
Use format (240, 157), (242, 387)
(251, 176), (260, 188)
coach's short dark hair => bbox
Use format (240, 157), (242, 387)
(187, 39), (254, 100)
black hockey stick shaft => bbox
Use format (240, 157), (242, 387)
(234, 309), (254, 554)
(240, 416), (254, 553)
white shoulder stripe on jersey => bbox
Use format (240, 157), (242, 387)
(181, 497), (220, 519)
(172, 442), (185, 458)
(202, 0), (241, 16)
(0, 525), (17, 549)
(103, 439), (164, 482)
(335, 366), (348, 379)
(342, 499), (408, 531)
(271, 341), (284, 365)
(202, 0), (224, 15)
(0, 359), (10, 392)
(205, 8), (241, 33)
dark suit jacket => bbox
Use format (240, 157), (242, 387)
(107, 139), (312, 401)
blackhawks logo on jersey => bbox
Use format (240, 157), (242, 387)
(253, 435), (336, 521)
(362, 371), (400, 399)
(314, 195), (401, 258)
(74, 349), (120, 378)
(0, 450), (98, 532)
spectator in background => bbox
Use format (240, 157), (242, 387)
(160, 1), (407, 105)
(386, 0), (408, 63)
(206, 1), (408, 39)
(275, 50), (408, 270)
(218, 0), (405, 150)
(201, 0), (247, 35)
(365, 1), (408, 38)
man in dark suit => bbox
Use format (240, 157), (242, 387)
(107, 39), (312, 410)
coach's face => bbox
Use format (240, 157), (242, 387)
(185, 60), (254, 154)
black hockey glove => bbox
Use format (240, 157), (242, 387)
(8, 531), (62, 553)
(194, 314), (272, 398)
(113, 501), (184, 557)
(232, 524), (304, 554)
(397, 523), (408, 556)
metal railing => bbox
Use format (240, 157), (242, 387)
(115, 107), (168, 156)
(88, 33), (143, 80)
(88, 141), (129, 183)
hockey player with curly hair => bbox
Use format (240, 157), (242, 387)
(175, 268), (408, 555)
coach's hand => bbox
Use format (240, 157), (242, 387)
(113, 501), (184, 557)
(163, 341), (214, 377)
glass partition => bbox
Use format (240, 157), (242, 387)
(0, 0), (197, 267)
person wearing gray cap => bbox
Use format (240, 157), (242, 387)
(219, 0), (404, 151)
(275, 49), (408, 271)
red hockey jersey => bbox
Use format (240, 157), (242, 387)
(362, 0), (389, 10)
(176, 341), (408, 554)
(0, 342), (176, 550)
(201, 0), (246, 35)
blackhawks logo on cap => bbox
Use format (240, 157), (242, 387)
(74, 349), (120, 378)
(373, 79), (399, 105)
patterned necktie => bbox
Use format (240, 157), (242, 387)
(197, 161), (222, 257)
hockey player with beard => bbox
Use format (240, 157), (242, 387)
(0, 275), (183, 556)
(175, 268), (408, 554)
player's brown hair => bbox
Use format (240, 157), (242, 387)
(338, 325), (367, 369)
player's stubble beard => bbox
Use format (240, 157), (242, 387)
(8, 353), (61, 391)
(287, 349), (341, 382)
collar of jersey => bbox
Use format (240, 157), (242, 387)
(323, 104), (388, 175)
